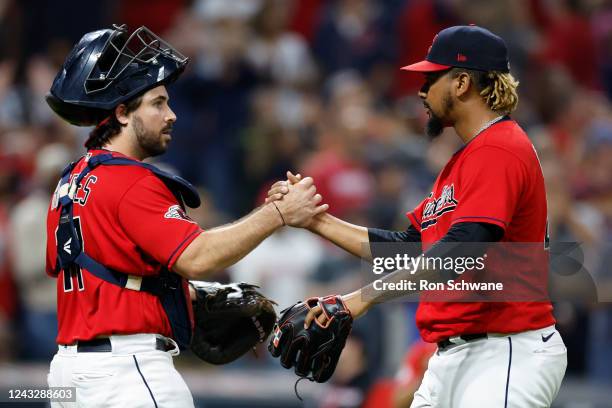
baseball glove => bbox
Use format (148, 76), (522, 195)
(268, 295), (353, 383)
(190, 281), (277, 365)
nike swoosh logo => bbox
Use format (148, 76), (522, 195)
(541, 332), (555, 342)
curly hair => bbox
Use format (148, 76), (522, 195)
(84, 95), (144, 150)
(450, 68), (519, 114)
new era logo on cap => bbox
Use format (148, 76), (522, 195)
(401, 25), (510, 73)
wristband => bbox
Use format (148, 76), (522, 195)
(272, 202), (286, 226)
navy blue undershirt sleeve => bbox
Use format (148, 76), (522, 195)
(425, 222), (504, 279)
(368, 225), (422, 243)
(368, 225), (422, 260)
(437, 221), (503, 243)
(367, 222), (502, 244)
(367, 222), (502, 277)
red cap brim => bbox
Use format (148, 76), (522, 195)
(400, 60), (451, 72)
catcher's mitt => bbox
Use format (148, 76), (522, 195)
(190, 281), (277, 365)
(268, 295), (353, 383)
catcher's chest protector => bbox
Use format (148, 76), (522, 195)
(54, 153), (200, 349)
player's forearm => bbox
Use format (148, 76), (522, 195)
(341, 289), (374, 319)
(361, 255), (435, 304)
(307, 213), (372, 260)
(174, 204), (283, 279)
(342, 254), (439, 320)
(335, 258), (438, 320)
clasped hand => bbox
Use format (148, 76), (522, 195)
(269, 172), (328, 227)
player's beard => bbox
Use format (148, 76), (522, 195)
(425, 93), (454, 139)
(132, 115), (169, 158)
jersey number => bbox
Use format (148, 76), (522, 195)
(63, 217), (85, 292)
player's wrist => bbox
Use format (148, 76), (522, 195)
(264, 202), (286, 229)
(306, 212), (327, 233)
(341, 290), (370, 319)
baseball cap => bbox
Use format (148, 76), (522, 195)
(401, 25), (510, 73)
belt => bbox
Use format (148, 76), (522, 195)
(76, 337), (170, 353)
(437, 333), (488, 350)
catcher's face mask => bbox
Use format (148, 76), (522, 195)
(46, 24), (189, 126)
(85, 24), (187, 94)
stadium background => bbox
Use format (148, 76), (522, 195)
(0, 0), (611, 406)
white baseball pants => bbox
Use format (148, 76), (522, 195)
(411, 325), (567, 408)
(47, 334), (194, 408)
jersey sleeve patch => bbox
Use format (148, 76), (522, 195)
(164, 205), (196, 223)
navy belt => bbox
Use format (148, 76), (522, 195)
(76, 338), (169, 353)
(437, 333), (488, 350)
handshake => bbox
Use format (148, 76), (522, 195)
(265, 171), (327, 228)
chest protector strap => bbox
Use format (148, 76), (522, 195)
(54, 153), (201, 349)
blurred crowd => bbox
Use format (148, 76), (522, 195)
(0, 0), (611, 406)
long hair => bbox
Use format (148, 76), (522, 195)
(450, 68), (519, 114)
(84, 95), (143, 150)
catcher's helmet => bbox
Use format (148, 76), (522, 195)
(46, 24), (188, 126)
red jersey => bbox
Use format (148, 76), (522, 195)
(46, 150), (203, 344)
(406, 118), (555, 343)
